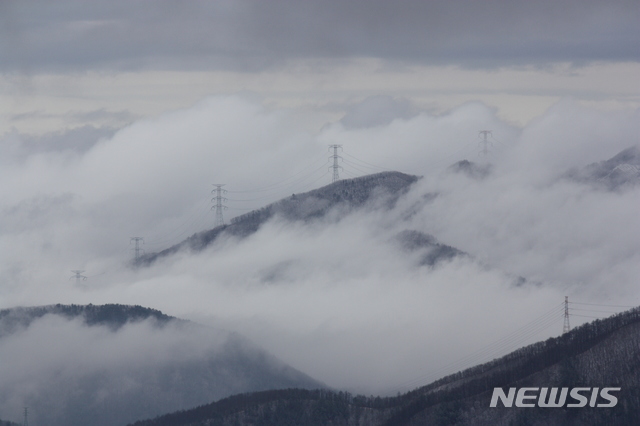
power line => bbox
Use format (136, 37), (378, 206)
(226, 153), (330, 194)
(341, 152), (390, 172)
(132, 146), (395, 252)
(571, 314), (607, 319)
(341, 158), (374, 175)
(569, 301), (636, 308)
(341, 169), (359, 178)
(565, 301), (637, 322)
(570, 307), (624, 314)
(144, 197), (212, 246)
(225, 161), (330, 203)
(137, 161), (331, 251)
(388, 309), (563, 393)
(385, 302), (564, 394)
(228, 164), (331, 203)
(289, 171), (332, 193)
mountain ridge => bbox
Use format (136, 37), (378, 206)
(0, 304), (323, 426)
(565, 145), (640, 190)
(138, 171), (420, 266)
(0, 303), (175, 337)
(127, 306), (640, 425)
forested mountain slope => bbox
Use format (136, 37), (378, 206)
(0, 304), (322, 426)
(0, 303), (174, 336)
(130, 307), (640, 426)
(138, 172), (419, 266)
(566, 145), (640, 190)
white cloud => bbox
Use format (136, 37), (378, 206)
(0, 96), (638, 397)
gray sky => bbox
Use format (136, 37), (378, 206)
(1, 0), (639, 133)
(0, 0), (639, 400)
(2, 0), (639, 71)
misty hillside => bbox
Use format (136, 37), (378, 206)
(129, 306), (640, 426)
(395, 230), (466, 267)
(139, 172), (420, 265)
(565, 145), (640, 190)
(448, 159), (492, 180)
(0, 303), (174, 337)
(0, 304), (322, 426)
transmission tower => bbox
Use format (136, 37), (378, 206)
(478, 130), (493, 156)
(328, 145), (343, 183)
(563, 296), (571, 334)
(130, 237), (145, 261)
(23, 407), (28, 426)
(211, 184), (228, 227)
(70, 270), (87, 285)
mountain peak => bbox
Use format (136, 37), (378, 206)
(566, 145), (640, 190)
(139, 171), (419, 266)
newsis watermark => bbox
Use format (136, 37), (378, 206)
(490, 387), (621, 408)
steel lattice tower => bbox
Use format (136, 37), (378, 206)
(130, 237), (145, 261)
(211, 184), (227, 227)
(563, 296), (571, 334)
(24, 407), (28, 426)
(478, 130), (493, 156)
(328, 145), (343, 183)
(70, 270), (87, 284)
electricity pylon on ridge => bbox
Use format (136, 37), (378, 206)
(328, 145), (343, 183)
(24, 407), (28, 426)
(478, 130), (493, 156)
(211, 184), (228, 227)
(130, 237), (145, 261)
(70, 270), (87, 285)
(563, 296), (571, 334)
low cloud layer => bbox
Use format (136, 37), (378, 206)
(0, 96), (638, 398)
(0, 310), (318, 426)
(0, 315), (227, 425)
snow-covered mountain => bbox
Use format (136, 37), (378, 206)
(565, 146), (640, 190)
(139, 171), (424, 265)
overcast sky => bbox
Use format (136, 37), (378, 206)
(0, 0), (639, 403)
(2, 0), (639, 71)
(1, 0), (639, 134)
